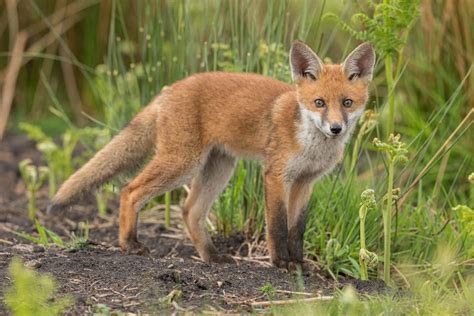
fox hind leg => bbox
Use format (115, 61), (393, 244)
(182, 149), (236, 263)
(119, 154), (199, 255)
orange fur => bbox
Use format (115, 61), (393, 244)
(50, 41), (375, 268)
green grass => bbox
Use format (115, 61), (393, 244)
(3, 0), (473, 313)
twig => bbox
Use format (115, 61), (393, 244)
(275, 289), (315, 296)
(160, 233), (186, 240)
(251, 296), (334, 307)
(0, 31), (27, 139)
(231, 256), (272, 267)
(0, 238), (14, 245)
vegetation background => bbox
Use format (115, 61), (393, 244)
(0, 0), (473, 314)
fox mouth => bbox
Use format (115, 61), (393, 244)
(317, 126), (340, 139)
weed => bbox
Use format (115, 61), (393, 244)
(158, 289), (182, 305)
(14, 220), (64, 248)
(19, 123), (109, 198)
(373, 134), (408, 283)
(18, 159), (49, 220)
(358, 189), (378, 280)
(95, 184), (115, 218)
(164, 191), (171, 228)
(69, 221), (92, 250)
(4, 258), (72, 315)
(260, 282), (277, 299)
(334, 0), (421, 134)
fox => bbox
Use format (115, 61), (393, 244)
(48, 40), (375, 270)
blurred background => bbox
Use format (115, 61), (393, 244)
(0, 0), (472, 282)
(1, 0), (472, 132)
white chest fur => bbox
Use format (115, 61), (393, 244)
(284, 107), (345, 183)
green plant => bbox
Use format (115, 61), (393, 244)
(95, 184), (115, 217)
(18, 159), (49, 220)
(164, 191), (171, 228)
(358, 189), (378, 280)
(260, 282), (277, 299)
(5, 258), (72, 315)
(69, 221), (91, 250)
(335, 0), (421, 134)
(349, 110), (379, 175)
(272, 248), (474, 314)
(14, 220), (64, 247)
(373, 134), (408, 283)
(19, 123), (109, 198)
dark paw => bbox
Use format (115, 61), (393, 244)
(288, 260), (315, 276)
(207, 254), (236, 264)
(121, 241), (150, 256)
(271, 257), (290, 270)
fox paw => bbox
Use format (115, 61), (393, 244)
(121, 241), (150, 256)
(288, 260), (315, 275)
(271, 257), (290, 270)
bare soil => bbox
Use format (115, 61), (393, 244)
(0, 134), (387, 314)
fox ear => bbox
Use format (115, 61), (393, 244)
(290, 41), (324, 81)
(343, 42), (376, 81)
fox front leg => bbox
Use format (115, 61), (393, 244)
(287, 178), (313, 272)
(264, 172), (290, 269)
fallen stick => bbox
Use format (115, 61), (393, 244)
(231, 256), (272, 267)
(0, 31), (27, 139)
(251, 296), (334, 307)
(275, 289), (315, 296)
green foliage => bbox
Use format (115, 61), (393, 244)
(14, 220), (64, 248)
(272, 246), (474, 314)
(333, 0), (421, 134)
(18, 159), (49, 219)
(69, 221), (92, 250)
(260, 282), (277, 299)
(95, 184), (116, 218)
(358, 189), (378, 280)
(5, 258), (73, 315)
(373, 134), (409, 165)
(93, 303), (119, 316)
(9, 3), (473, 312)
(335, 0), (420, 57)
(373, 134), (408, 283)
(14, 220), (91, 250)
(19, 123), (108, 198)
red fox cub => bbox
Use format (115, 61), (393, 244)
(49, 41), (375, 269)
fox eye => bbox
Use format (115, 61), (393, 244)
(343, 98), (353, 107)
(314, 99), (325, 108)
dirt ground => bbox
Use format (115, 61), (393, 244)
(0, 134), (386, 314)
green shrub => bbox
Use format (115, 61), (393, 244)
(4, 258), (73, 315)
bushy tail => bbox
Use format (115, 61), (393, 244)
(48, 104), (158, 212)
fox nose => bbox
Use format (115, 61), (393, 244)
(330, 124), (342, 135)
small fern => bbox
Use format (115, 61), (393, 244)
(336, 0), (420, 57)
(330, 0), (421, 134)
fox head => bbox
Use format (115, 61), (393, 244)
(289, 41), (375, 138)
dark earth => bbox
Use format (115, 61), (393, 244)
(0, 134), (387, 314)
